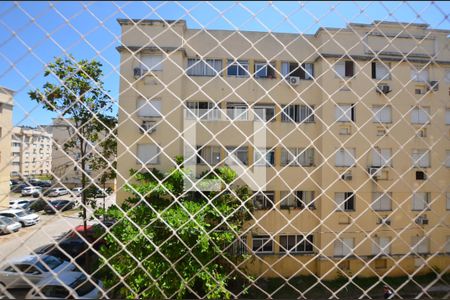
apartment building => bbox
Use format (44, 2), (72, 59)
(44, 118), (115, 189)
(116, 19), (450, 279)
(11, 126), (52, 178)
(0, 87), (14, 205)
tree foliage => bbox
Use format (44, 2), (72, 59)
(29, 56), (117, 228)
(100, 160), (252, 299)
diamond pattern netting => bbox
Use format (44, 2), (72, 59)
(0, 1), (449, 299)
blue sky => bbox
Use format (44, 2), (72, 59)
(0, 1), (449, 127)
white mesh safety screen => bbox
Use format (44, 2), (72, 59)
(0, 1), (449, 299)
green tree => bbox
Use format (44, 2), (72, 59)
(29, 56), (117, 230)
(99, 160), (252, 299)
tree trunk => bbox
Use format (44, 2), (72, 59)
(80, 136), (88, 232)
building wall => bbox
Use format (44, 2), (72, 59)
(0, 87), (14, 204)
(11, 127), (52, 178)
(116, 20), (450, 278)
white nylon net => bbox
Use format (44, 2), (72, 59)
(0, 1), (449, 299)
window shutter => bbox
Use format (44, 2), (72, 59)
(345, 61), (354, 77)
(371, 62), (377, 79)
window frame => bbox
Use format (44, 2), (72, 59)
(280, 147), (315, 167)
(253, 104), (276, 122)
(371, 192), (392, 211)
(186, 58), (222, 76)
(279, 235), (314, 254)
(336, 104), (355, 122)
(371, 62), (391, 80)
(254, 147), (275, 167)
(185, 101), (221, 121)
(280, 191), (315, 209)
(281, 104), (315, 123)
(226, 103), (249, 121)
(254, 62), (276, 79)
(372, 105), (392, 124)
(136, 98), (162, 118)
(140, 53), (163, 72)
(334, 238), (354, 257)
(335, 192), (355, 211)
(252, 191), (275, 210)
(412, 192), (430, 211)
(412, 149), (431, 168)
(252, 235), (273, 253)
(196, 145), (222, 165)
(334, 60), (355, 78)
(227, 59), (249, 77)
(136, 144), (160, 165)
(335, 148), (356, 167)
(225, 146), (248, 166)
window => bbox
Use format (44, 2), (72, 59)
(372, 236), (391, 255)
(372, 192), (392, 211)
(254, 62), (276, 78)
(372, 105), (392, 123)
(280, 191), (315, 209)
(187, 58), (222, 76)
(334, 238), (354, 256)
(335, 192), (355, 211)
(137, 98), (161, 117)
(225, 146), (248, 166)
(227, 60), (249, 77)
(252, 235), (273, 253)
(412, 149), (430, 168)
(42, 286), (70, 298)
(280, 235), (314, 253)
(186, 101), (220, 120)
(254, 148), (275, 166)
(196, 145), (221, 165)
(140, 54), (163, 71)
(411, 66), (429, 82)
(371, 62), (391, 80)
(372, 148), (392, 167)
(137, 144), (159, 165)
(446, 109), (450, 125)
(336, 104), (355, 122)
(447, 193), (450, 210)
(71, 275), (96, 297)
(411, 236), (429, 254)
(252, 191), (274, 209)
(231, 237), (248, 255)
(446, 151), (450, 167)
(280, 148), (314, 167)
(281, 62), (314, 79)
(281, 105), (315, 123)
(253, 104), (275, 122)
(412, 192), (430, 211)
(335, 148), (356, 167)
(411, 107), (430, 124)
(227, 103), (248, 120)
(334, 61), (354, 78)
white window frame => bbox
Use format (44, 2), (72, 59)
(446, 109), (450, 125)
(227, 60), (249, 77)
(252, 235), (273, 253)
(335, 148), (356, 167)
(280, 147), (314, 167)
(372, 62), (391, 80)
(372, 148), (392, 167)
(334, 61), (354, 78)
(372, 105), (392, 123)
(411, 107), (430, 124)
(140, 54), (163, 72)
(253, 104), (275, 122)
(411, 66), (429, 82)
(372, 236), (391, 255)
(186, 58), (222, 76)
(372, 192), (392, 211)
(335, 192), (355, 211)
(411, 236), (429, 254)
(136, 98), (161, 118)
(412, 149), (430, 168)
(446, 193), (450, 210)
(227, 103), (248, 121)
(446, 150), (450, 167)
(225, 146), (248, 166)
(252, 191), (274, 210)
(196, 145), (221, 165)
(254, 148), (275, 166)
(412, 192), (430, 211)
(279, 235), (314, 253)
(336, 104), (355, 122)
(280, 191), (315, 209)
(281, 105), (315, 123)
(137, 144), (160, 165)
(185, 101), (221, 121)
(334, 238), (354, 256)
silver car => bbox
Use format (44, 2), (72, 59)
(0, 216), (21, 234)
(0, 209), (40, 226)
(0, 255), (76, 289)
(26, 272), (103, 299)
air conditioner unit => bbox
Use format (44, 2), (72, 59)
(427, 81), (439, 91)
(341, 172), (352, 181)
(415, 216), (429, 225)
(288, 76), (300, 86)
(140, 122), (156, 134)
(133, 67), (142, 79)
(416, 171), (426, 180)
(376, 84), (391, 94)
(377, 217), (391, 225)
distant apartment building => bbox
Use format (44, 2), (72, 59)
(10, 126), (52, 178)
(116, 19), (450, 279)
(44, 118), (115, 189)
(0, 87), (14, 203)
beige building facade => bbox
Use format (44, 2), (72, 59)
(11, 127), (52, 179)
(0, 87), (14, 204)
(116, 20), (450, 279)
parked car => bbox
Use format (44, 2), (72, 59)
(46, 187), (69, 197)
(9, 199), (32, 209)
(10, 183), (29, 193)
(21, 186), (42, 197)
(44, 200), (75, 214)
(35, 181), (52, 188)
(10, 179), (20, 186)
(86, 187), (109, 198)
(0, 216), (21, 234)
(0, 209), (40, 226)
(26, 271), (103, 299)
(0, 255), (76, 289)
(24, 199), (48, 213)
(71, 187), (82, 197)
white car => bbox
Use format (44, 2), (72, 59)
(9, 199), (32, 209)
(0, 255), (76, 289)
(26, 271), (103, 299)
(21, 186), (42, 197)
(71, 187), (82, 197)
(47, 188), (69, 197)
(0, 209), (40, 226)
(0, 216), (21, 234)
